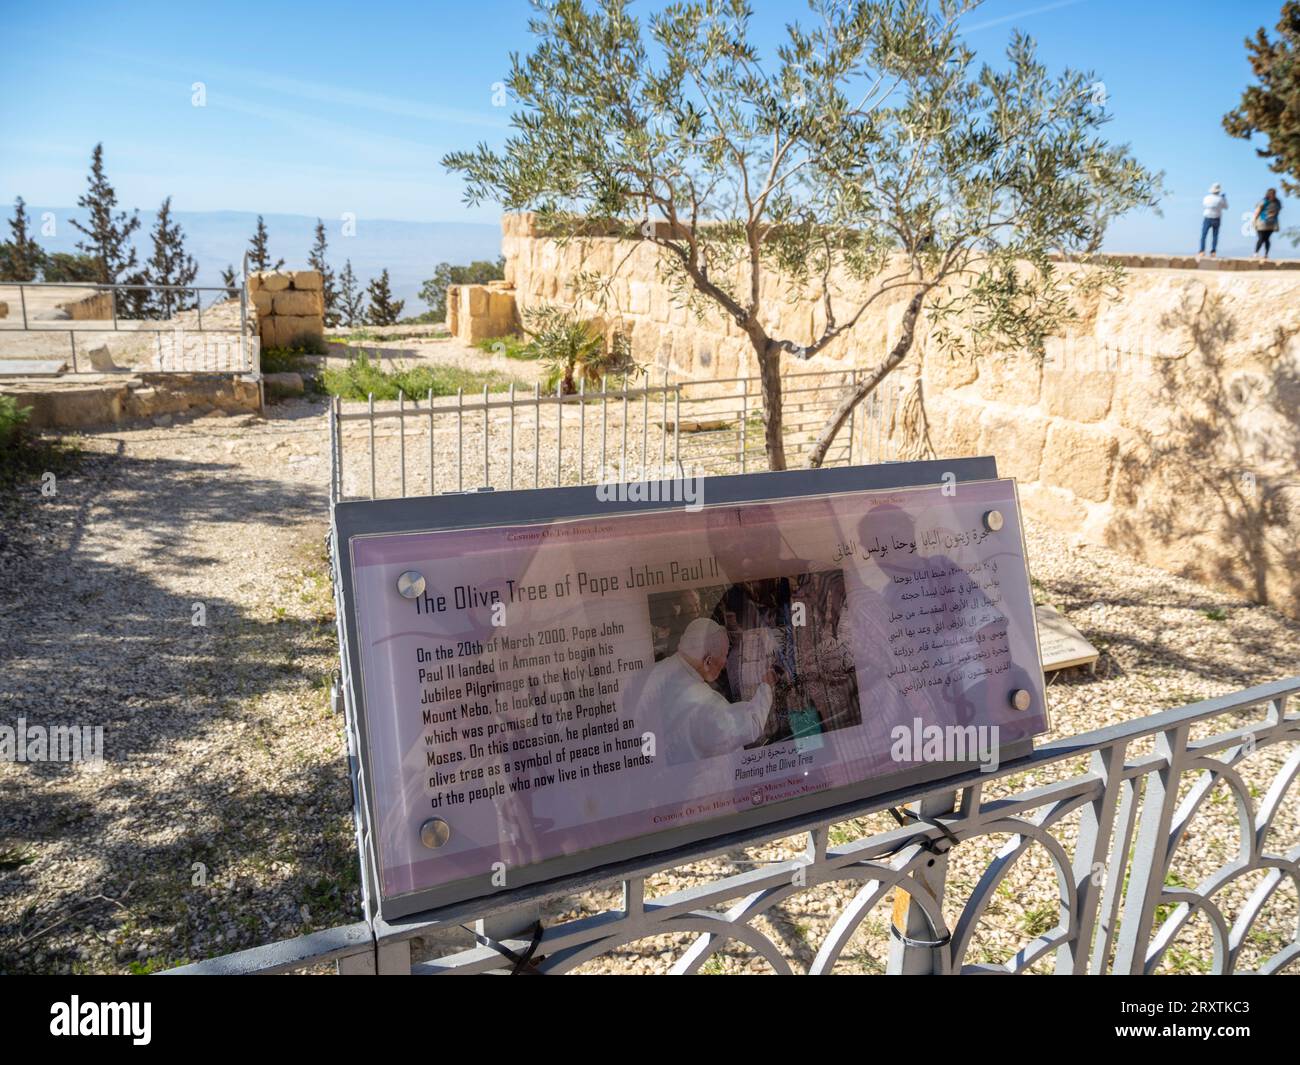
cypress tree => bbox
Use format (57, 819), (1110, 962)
(1224, 3), (1300, 194)
(338, 260), (366, 327)
(220, 264), (240, 299)
(365, 269), (403, 326)
(247, 215), (285, 272)
(0, 197), (46, 282)
(144, 197), (199, 318)
(308, 219), (340, 327)
(69, 143), (140, 285)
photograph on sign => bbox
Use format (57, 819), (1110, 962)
(347, 477), (1047, 909)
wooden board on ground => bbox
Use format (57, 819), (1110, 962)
(1036, 603), (1100, 672)
(0, 359), (66, 376)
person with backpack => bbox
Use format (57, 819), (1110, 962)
(1198, 183), (1228, 258)
(1253, 189), (1283, 259)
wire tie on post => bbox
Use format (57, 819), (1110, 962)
(888, 806), (960, 855)
(466, 920), (546, 975)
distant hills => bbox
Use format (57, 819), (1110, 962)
(21, 207), (504, 314)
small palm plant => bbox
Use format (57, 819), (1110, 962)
(523, 304), (636, 394)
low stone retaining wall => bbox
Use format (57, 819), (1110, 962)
(2, 373), (261, 430)
(58, 290), (114, 320)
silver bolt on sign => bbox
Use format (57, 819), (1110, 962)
(420, 818), (451, 849)
(397, 570), (426, 599)
(1010, 689), (1032, 712)
(983, 509), (1004, 532)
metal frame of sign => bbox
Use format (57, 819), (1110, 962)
(331, 456), (1042, 921)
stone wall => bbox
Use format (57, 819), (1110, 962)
(3, 374), (261, 430)
(248, 269), (325, 351)
(446, 280), (517, 343)
(497, 213), (1300, 617)
(59, 290), (113, 320)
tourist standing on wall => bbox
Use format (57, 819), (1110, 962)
(1253, 189), (1283, 259)
(1199, 183), (1228, 258)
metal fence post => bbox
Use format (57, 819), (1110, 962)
(886, 790), (958, 974)
(1112, 725), (1190, 974)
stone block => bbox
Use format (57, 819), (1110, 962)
(264, 371), (305, 398)
(923, 394), (983, 458)
(273, 289), (323, 317)
(259, 271), (291, 292)
(291, 270), (322, 291)
(1019, 482), (1090, 529)
(265, 315), (323, 350)
(977, 406), (1048, 483)
(1040, 419), (1118, 502)
(1041, 358), (1113, 422)
(251, 290), (274, 316)
(85, 344), (122, 372)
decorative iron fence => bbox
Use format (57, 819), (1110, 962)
(167, 675), (1300, 974)
(326, 367), (901, 503)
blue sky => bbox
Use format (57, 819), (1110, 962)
(0, 0), (1292, 257)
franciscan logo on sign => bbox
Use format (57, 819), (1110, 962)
(49, 997), (151, 1045)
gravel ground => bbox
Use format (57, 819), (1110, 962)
(1, 388), (1297, 975)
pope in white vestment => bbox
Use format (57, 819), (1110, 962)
(643, 618), (774, 765)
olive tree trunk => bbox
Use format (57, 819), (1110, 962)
(804, 290), (925, 469)
(754, 335), (788, 471)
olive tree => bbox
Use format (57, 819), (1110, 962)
(445, 0), (1159, 470)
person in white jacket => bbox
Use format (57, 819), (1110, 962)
(647, 618), (775, 764)
(1199, 183), (1228, 258)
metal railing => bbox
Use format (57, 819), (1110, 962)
(167, 675), (1300, 974)
(0, 275), (254, 375)
(158, 364), (1300, 975)
(326, 367), (900, 502)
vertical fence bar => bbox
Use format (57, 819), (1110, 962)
(578, 379), (586, 485)
(111, 288), (119, 331)
(533, 383), (541, 488)
(19, 284), (28, 328)
(556, 381), (563, 487)
(641, 384), (648, 477)
(196, 289), (203, 331)
(674, 385), (681, 472)
(456, 388), (464, 493)
(368, 393), (376, 500)
(1060, 742), (1127, 974)
(427, 388), (435, 496)
(508, 382), (516, 491)
(1112, 725), (1189, 974)
(621, 375), (628, 482)
(483, 384), (490, 489)
(600, 376), (608, 482)
(846, 370), (856, 467)
(398, 391), (406, 498)
(660, 370), (668, 475)
(739, 377), (748, 474)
